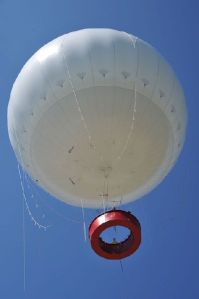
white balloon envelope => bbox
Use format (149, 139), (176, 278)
(7, 28), (187, 208)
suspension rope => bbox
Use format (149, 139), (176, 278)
(115, 33), (138, 163)
(61, 40), (104, 163)
(22, 173), (26, 292)
(17, 163), (50, 230)
(119, 260), (124, 273)
(80, 199), (87, 242)
(24, 174), (82, 224)
(13, 126), (50, 230)
(116, 85), (137, 161)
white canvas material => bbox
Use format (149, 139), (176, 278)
(7, 28), (187, 208)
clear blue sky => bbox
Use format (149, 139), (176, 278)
(0, 0), (198, 298)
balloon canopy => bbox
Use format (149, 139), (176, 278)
(7, 28), (187, 208)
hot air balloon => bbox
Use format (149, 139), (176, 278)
(7, 28), (187, 259)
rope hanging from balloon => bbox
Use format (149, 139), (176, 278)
(14, 126), (82, 228)
(112, 33), (138, 208)
(61, 40), (109, 214)
(13, 126), (51, 230)
(23, 173), (82, 224)
(60, 34), (139, 211)
(61, 40), (105, 164)
(17, 162), (50, 230)
(116, 33), (138, 164)
(116, 84), (137, 162)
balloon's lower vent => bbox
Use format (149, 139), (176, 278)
(89, 209), (141, 259)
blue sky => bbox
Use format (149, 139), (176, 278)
(0, 0), (198, 298)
